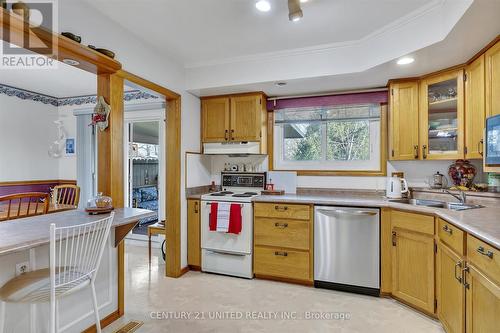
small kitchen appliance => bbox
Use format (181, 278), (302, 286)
(200, 172), (266, 278)
(485, 114), (500, 172)
(385, 176), (409, 199)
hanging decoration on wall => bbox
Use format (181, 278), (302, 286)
(91, 96), (111, 131)
(48, 120), (67, 158)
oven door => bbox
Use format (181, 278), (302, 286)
(200, 201), (253, 254)
(485, 115), (500, 166)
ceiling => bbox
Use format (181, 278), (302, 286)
(133, 121), (159, 144)
(83, 0), (434, 66)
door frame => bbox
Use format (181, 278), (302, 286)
(117, 70), (182, 278)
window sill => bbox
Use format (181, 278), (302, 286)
(271, 169), (387, 177)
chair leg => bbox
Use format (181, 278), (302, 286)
(0, 301), (5, 333)
(90, 280), (101, 333)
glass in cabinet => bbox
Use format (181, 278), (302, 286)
(420, 70), (464, 159)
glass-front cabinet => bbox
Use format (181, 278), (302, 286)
(419, 69), (465, 160)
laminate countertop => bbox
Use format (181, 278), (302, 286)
(0, 208), (155, 256)
(254, 193), (500, 250)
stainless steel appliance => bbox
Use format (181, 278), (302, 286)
(200, 172), (266, 278)
(314, 206), (380, 296)
(485, 114), (500, 172)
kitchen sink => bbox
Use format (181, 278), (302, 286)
(389, 198), (484, 211)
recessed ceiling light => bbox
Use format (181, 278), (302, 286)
(397, 57), (415, 65)
(275, 82), (287, 87)
(300, 0), (309, 3)
(256, 0), (271, 12)
(62, 58), (80, 66)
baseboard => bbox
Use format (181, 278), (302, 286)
(179, 266), (190, 276)
(188, 265), (201, 271)
(82, 309), (122, 333)
(254, 274), (314, 286)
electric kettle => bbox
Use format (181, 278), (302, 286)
(386, 176), (409, 199)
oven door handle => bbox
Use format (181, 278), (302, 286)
(205, 250), (247, 257)
(205, 202), (244, 207)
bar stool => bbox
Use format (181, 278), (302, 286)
(0, 212), (114, 333)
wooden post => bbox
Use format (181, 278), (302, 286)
(96, 73), (124, 207)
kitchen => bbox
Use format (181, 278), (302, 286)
(1, 0), (499, 332)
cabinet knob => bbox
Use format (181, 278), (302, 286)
(274, 222), (288, 228)
(414, 145), (419, 159)
(422, 145), (427, 159)
(442, 225), (453, 235)
(274, 251), (288, 257)
(478, 139), (484, 156)
(224, 130), (228, 141)
(274, 205), (288, 211)
(454, 261), (463, 284)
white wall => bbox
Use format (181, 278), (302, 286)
(0, 94), (59, 181)
(59, 0), (201, 269)
(57, 104), (78, 180)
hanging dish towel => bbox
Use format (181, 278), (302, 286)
(209, 202), (242, 234)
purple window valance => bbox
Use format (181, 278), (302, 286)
(267, 91), (388, 111)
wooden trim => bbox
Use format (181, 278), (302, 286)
(116, 70), (180, 100)
(166, 97), (182, 278)
(0, 179), (76, 187)
(467, 34), (500, 65)
(267, 104), (387, 176)
(179, 266), (190, 276)
(254, 274), (314, 286)
(200, 91), (267, 100)
(82, 309), (121, 333)
(380, 207), (392, 294)
(114, 222), (138, 247)
(0, 8), (121, 74)
(118, 242), (125, 316)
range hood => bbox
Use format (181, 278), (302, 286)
(203, 142), (261, 155)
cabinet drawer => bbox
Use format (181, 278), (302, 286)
(437, 218), (465, 255)
(467, 235), (500, 283)
(254, 203), (310, 220)
(254, 218), (309, 250)
(254, 246), (310, 281)
(391, 210), (434, 235)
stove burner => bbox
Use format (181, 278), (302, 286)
(210, 191), (234, 196)
(232, 192), (259, 198)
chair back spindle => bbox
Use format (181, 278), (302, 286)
(53, 185), (80, 207)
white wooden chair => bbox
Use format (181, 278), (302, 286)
(0, 212), (114, 333)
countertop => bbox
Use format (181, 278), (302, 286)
(254, 193), (500, 249)
(0, 208), (155, 256)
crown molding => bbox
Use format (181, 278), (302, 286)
(184, 0), (446, 69)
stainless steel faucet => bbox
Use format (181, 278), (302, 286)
(444, 190), (467, 204)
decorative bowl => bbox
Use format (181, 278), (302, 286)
(61, 32), (81, 43)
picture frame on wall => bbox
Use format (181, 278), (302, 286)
(65, 138), (76, 156)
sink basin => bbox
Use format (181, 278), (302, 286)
(389, 198), (483, 211)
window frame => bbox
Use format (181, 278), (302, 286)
(268, 104), (388, 176)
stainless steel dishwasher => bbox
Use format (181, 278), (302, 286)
(314, 206), (380, 296)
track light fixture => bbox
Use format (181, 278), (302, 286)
(288, 0), (303, 22)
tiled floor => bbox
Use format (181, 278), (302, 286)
(104, 245), (444, 333)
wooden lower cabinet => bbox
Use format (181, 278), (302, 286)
(437, 242), (465, 333)
(391, 211), (435, 314)
(465, 264), (500, 333)
(253, 203), (313, 284)
(187, 199), (201, 268)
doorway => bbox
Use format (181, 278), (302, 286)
(124, 109), (166, 241)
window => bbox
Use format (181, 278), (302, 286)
(274, 103), (382, 172)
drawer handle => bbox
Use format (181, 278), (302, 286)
(454, 261), (462, 284)
(274, 251), (288, 257)
(274, 222), (288, 228)
(477, 246), (494, 259)
(442, 225), (453, 235)
(274, 205), (288, 211)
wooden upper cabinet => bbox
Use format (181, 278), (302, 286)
(436, 242), (465, 333)
(419, 69), (465, 160)
(389, 82), (420, 160)
(465, 55), (486, 159)
(202, 97), (230, 142)
(486, 40), (500, 117)
(230, 95), (262, 142)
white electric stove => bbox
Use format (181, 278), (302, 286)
(200, 172), (266, 278)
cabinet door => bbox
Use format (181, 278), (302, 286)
(392, 228), (435, 314)
(465, 55), (486, 159)
(420, 70), (465, 160)
(437, 242), (465, 333)
(187, 199), (201, 267)
(486, 41), (500, 117)
(389, 82), (420, 160)
(230, 95), (262, 142)
(465, 264), (500, 333)
(202, 98), (230, 142)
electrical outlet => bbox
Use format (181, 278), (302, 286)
(16, 261), (30, 276)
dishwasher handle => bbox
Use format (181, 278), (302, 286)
(316, 208), (378, 217)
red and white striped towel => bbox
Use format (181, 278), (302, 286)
(209, 202), (242, 234)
